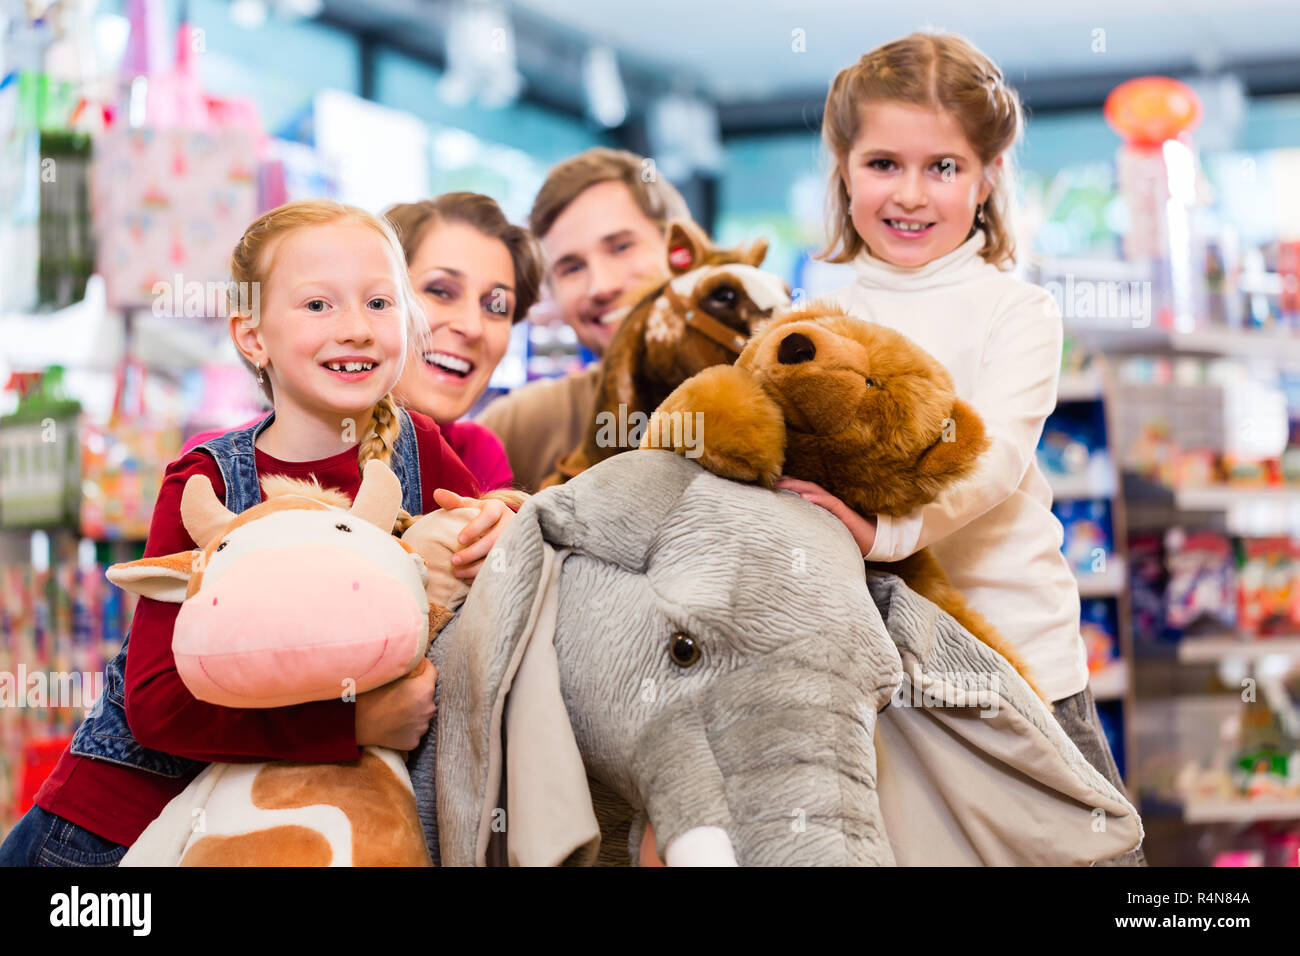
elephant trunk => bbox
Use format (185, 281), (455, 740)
(630, 651), (894, 866)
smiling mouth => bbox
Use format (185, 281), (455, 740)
(884, 219), (935, 233)
(424, 350), (475, 379)
(322, 360), (377, 373)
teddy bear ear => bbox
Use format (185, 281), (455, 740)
(665, 219), (711, 274)
(916, 398), (990, 482)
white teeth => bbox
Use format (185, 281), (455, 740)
(325, 361), (374, 372)
(887, 219), (930, 232)
(424, 351), (472, 375)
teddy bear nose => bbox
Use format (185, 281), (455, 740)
(777, 332), (816, 365)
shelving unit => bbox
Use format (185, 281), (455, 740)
(1182, 797), (1300, 824)
(1048, 349), (1142, 794)
(1042, 240), (1300, 862)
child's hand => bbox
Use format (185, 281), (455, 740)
(432, 488), (516, 581)
(773, 475), (878, 557)
(354, 658), (437, 752)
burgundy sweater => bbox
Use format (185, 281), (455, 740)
(35, 410), (481, 846)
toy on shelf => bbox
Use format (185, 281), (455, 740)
(1237, 537), (1300, 636)
(1039, 401), (1111, 490)
(1128, 532), (1170, 641)
(0, 367), (82, 529)
(1081, 598), (1120, 673)
(1053, 498), (1114, 574)
(1164, 528), (1236, 635)
(80, 357), (180, 540)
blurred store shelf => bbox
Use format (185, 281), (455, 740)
(1175, 484), (1300, 510)
(1073, 558), (1126, 597)
(1177, 634), (1300, 663)
(0, 276), (244, 372)
(1181, 797), (1300, 824)
(1089, 659), (1129, 700)
(1056, 370), (1104, 402)
(1047, 469), (1117, 500)
(1066, 321), (1300, 363)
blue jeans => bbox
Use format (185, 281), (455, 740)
(1052, 684), (1148, 867)
(0, 805), (126, 867)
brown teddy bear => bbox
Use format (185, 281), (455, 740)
(539, 219), (788, 488)
(641, 302), (1051, 705)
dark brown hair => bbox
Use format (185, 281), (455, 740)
(820, 31), (1024, 269)
(384, 192), (544, 323)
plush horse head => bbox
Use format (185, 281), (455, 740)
(108, 460), (465, 708)
(542, 219), (789, 486)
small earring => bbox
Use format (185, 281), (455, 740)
(975, 203), (986, 226)
(256, 362), (264, 385)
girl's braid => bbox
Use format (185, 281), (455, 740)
(356, 393), (416, 533)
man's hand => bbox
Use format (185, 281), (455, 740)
(773, 475), (878, 557)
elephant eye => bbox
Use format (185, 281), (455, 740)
(216, 540), (228, 552)
(669, 632), (701, 668)
(335, 522), (352, 533)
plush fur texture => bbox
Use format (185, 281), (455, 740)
(259, 474), (354, 511)
(644, 303), (1051, 704)
(540, 219), (788, 488)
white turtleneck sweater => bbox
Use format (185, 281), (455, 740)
(826, 231), (1088, 703)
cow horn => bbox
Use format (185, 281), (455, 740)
(180, 475), (236, 548)
(351, 459), (403, 531)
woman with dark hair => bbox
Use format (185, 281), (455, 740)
(384, 193), (543, 492)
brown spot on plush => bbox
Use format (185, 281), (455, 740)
(181, 826), (333, 866)
(249, 751), (431, 866)
(428, 602), (456, 636)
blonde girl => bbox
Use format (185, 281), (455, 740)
(5, 200), (511, 865)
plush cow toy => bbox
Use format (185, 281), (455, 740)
(109, 460), (502, 866)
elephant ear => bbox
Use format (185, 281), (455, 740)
(417, 497), (599, 866)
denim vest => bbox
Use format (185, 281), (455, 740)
(70, 409), (424, 776)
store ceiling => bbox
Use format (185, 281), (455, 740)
(511, 0), (1300, 98)
(318, 0), (1300, 131)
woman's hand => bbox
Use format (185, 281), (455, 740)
(354, 658), (437, 752)
(773, 475), (878, 557)
(433, 488), (516, 580)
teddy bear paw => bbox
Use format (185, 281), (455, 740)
(641, 365), (786, 487)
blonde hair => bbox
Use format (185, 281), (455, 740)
(227, 199), (429, 529)
(529, 147), (691, 240)
(820, 31), (1023, 270)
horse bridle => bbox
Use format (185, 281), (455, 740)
(660, 283), (750, 356)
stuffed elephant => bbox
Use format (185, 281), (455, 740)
(410, 450), (1143, 866)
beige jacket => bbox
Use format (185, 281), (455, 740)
(474, 365), (602, 495)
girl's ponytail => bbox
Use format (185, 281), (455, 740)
(357, 393), (416, 533)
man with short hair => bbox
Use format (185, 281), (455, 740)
(475, 147), (691, 493)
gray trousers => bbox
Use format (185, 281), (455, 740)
(1052, 683), (1148, 866)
